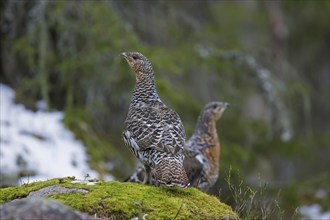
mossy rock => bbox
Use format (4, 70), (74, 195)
(0, 177), (239, 220)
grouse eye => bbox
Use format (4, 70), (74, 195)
(212, 105), (218, 109)
(132, 55), (138, 60)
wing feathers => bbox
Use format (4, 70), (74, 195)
(124, 103), (185, 154)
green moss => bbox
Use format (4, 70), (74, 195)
(52, 181), (239, 219)
(0, 178), (238, 220)
(0, 177), (76, 203)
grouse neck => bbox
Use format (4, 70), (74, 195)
(132, 75), (160, 103)
(194, 116), (218, 143)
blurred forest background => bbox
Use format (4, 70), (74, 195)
(1, 0), (329, 218)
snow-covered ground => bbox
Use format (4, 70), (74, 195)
(299, 204), (330, 220)
(0, 83), (103, 185)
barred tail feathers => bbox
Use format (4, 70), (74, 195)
(153, 156), (189, 188)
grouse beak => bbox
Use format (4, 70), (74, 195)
(224, 102), (230, 108)
(121, 52), (128, 60)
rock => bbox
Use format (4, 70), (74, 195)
(0, 198), (98, 220)
(26, 185), (89, 199)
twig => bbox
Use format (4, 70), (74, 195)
(172, 199), (184, 220)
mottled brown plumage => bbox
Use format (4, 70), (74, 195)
(125, 101), (228, 191)
(121, 52), (189, 187)
(184, 101), (228, 191)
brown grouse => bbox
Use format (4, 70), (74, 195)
(184, 101), (228, 191)
(121, 52), (189, 187)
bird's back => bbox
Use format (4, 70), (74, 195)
(123, 99), (189, 187)
(124, 101), (185, 155)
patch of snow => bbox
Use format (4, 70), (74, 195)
(36, 100), (47, 111)
(0, 83), (110, 185)
(299, 204), (330, 220)
(315, 189), (327, 199)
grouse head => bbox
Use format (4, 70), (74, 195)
(203, 101), (229, 121)
(121, 52), (153, 82)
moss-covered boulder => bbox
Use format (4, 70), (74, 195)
(0, 177), (239, 220)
